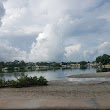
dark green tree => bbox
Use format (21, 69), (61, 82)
(79, 61), (87, 69)
(96, 54), (110, 65)
(79, 61), (87, 65)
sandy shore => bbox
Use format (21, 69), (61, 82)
(0, 79), (110, 109)
(67, 72), (110, 78)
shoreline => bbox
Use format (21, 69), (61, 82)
(0, 72), (110, 109)
(67, 72), (110, 78)
(0, 80), (110, 109)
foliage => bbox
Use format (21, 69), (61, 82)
(96, 54), (110, 65)
(78, 61), (87, 69)
(0, 75), (48, 88)
(37, 76), (48, 85)
(79, 61), (87, 66)
(0, 79), (5, 87)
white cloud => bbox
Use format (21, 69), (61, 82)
(0, 0), (110, 62)
(83, 41), (110, 61)
(0, 42), (27, 62)
(29, 24), (65, 62)
(98, 41), (110, 55)
(64, 44), (82, 62)
(65, 44), (81, 56)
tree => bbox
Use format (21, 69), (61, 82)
(96, 54), (110, 65)
(79, 61), (87, 66)
(79, 61), (87, 69)
(19, 60), (26, 67)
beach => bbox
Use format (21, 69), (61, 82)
(67, 72), (110, 78)
(0, 72), (110, 109)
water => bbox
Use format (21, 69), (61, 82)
(0, 68), (96, 81)
(0, 68), (110, 82)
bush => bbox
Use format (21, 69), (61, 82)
(7, 80), (19, 87)
(0, 75), (48, 88)
(0, 79), (5, 87)
(38, 76), (48, 85)
(0, 79), (10, 87)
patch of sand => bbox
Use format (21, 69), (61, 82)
(67, 72), (110, 78)
(0, 80), (110, 109)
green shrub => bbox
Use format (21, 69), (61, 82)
(0, 75), (48, 88)
(0, 79), (5, 87)
(7, 80), (20, 88)
(0, 79), (9, 87)
(38, 76), (48, 85)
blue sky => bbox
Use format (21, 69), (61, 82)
(0, 0), (110, 62)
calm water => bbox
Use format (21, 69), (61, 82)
(0, 68), (97, 81)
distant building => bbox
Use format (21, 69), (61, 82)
(14, 67), (20, 71)
(2, 67), (8, 72)
(71, 64), (80, 68)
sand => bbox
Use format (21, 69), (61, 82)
(67, 72), (110, 78)
(0, 72), (110, 109)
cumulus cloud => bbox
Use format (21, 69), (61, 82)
(65, 44), (81, 55)
(0, 42), (27, 62)
(64, 44), (82, 61)
(98, 41), (110, 55)
(29, 24), (65, 62)
(83, 41), (110, 61)
(0, 0), (110, 62)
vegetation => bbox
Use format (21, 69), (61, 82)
(0, 61), (83, 72)
(79, 61), (87, 69)
(79, 61), (87, 66)
(0, 75), (48, 88)
(0, 54), (110, 73)
(96, 54), (110, 65)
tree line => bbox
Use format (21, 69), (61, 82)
(0, 54), (110, 69)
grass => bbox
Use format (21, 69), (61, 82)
(0, 75), (48, 88)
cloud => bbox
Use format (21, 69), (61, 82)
(28, 0), (110, 62)
(0, 0), (5, 26)
(64, 44), (82, 61)
(29, 24), (65, 62)
(0, 0), (110, 62)
(98, 41), (110, 55)
(0, 42), (27, 62)
(83, 41), (110, 61)
(65, 44), (81, 55)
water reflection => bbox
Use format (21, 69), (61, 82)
(0, 72), (25, 80)
(97, 68), (110, 72)
(0, 68), (96, 81)
(1, 68), (110, 82)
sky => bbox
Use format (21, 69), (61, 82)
(0, 0), (110, 62)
